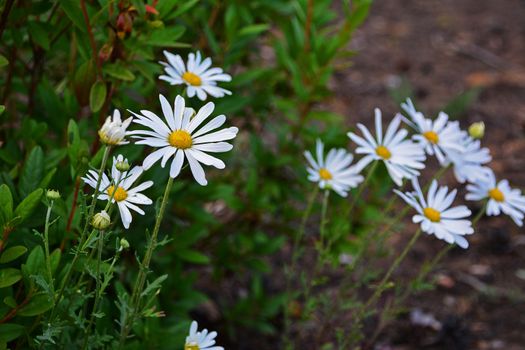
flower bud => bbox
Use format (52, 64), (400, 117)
(468, 121), (485, 139)
(115, 159), (130, 172)
(46, 189), (61, 200)
(92, 210), (111, 230)
(98, 110), (132, 146)
(119, 238), (130, 250)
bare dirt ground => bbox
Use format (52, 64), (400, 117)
(330, 0), (525, 349)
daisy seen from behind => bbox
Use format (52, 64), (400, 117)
(98, 109), (133, 146)
(159, 51), (232, 101)
(185, 320), (224, 350)
(446, 135), (492, 183)
(347, 108), (426, 186)
(130, 94), (238, 186)
(401, 98), (465, 165)
(394, 178), (474, 249)
(466, 170), (525, 226)
(304, 139), (364, 197)
(82, 155), (153, 229)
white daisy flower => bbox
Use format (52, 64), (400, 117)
(185, 321), (224, 350)
(82, 155), (154, 229)
(347, 108), (426, 186)
(394, 178), (474, 249)
(401, 98), (465, 165)
(159, 51), (232, 101)
(446, 135), (492, 183)
(304, 139), (364, 197)
(130, 94), (238, 186)
(98, 109), (133, 146)
(466, 170), (525, 226)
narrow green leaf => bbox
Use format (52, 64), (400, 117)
(239, 24), (270, 37)
(0, 185), (13, 227)
(89, 81), (107, 113)
(59, 0), (86, 32)
(103, 64), (135, 81)
(14, 188), (43, 223)
(28, 21), (50, 50)
(24, 246), (45, 277)
(0, 268), (22, 288)
(0, 246), (28, 264)
(146, 26), (186, 47)
(176, 250), (210, 264)
(0, 105), (5, 114)
(50, 249), (61, 274)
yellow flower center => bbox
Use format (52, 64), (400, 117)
(423, 207), (441, 222)
(168, 130), (193, 149)
(182, 71), (202, 86)
(107, 185), (128, 202)
(375, 145), (392, 160)
(423, 131), (439, 144)
(488, 188), (505, 202)
(185, 344), (199, 350)
(319, 168), (332, 180)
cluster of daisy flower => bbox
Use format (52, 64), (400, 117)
(82, 51), (231, 348)
(306, 98), (525, 249)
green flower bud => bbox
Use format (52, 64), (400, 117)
(119, 238), (130, 250)
(468, 121), (485, 139)
(115, 160), (130, 172)
(92, 210), (111, 230)
(46, 189), (61, 200)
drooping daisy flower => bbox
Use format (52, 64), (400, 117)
(466, 170), (525, 226)
(394, 178), (474, 248)
(304, 139), (364, 197)
(98, 109), (133, 145)
(347, 108), (426, 186)
(82, 155), (153, 229)
(130, 94), (238, 186)
(445, 135), (492, 183)
(159, 51), (232, 101)
(401, 99), (465, 165)
(185, 321), (224, 350)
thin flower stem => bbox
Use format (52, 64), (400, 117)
(361, 228), (422, 314)
(347, 161), (378, 217)
(319, 190), (330, 249)
(119, 176), (174, 347)
(43, 201), (55, 296)
(283, 185), (319, 346)
(49, 145), (111, 322)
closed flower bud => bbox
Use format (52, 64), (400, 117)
(468, 121), (485, 139)
(46, 189), (61, 200)
(119, 238), (130, 250)
(115, 160), (130, 172)
(92, 210), (111, 230)
(98, 109), (132, 145)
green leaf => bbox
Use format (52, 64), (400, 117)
(14, 188), (43, 224)
(176, 249), (210, 264)
(19, 146), (44, 197)
(28, 21), (50, 50)
(0, 55), (8, 68)
(0, 246), (28, 264)
(18, 292), (53, 316)
(59, 0), (86, 32)
(0, 268), (22, 288)
(0, 105), (4, 114)
(50, 249), (61, 274)
(0, 185), (13, 227)
(3, 296), (16, 308)
(141, 274), (168, 297)
(39, 168), (57, 189)
(24, 246), (45, 277)
(239, 24), (270, 37)
(103, 64), (135, 81)
(146, 26), (186, 47)
(89, 81), (107, 113)
(0, 324), (25, 342)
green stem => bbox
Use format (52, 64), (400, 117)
(49, 145), (111, 322)
(43, 201), (55, 297)
(346, 161), (378, 217)
(119, 176), (174, 347)
(319, 190), (330, 251)
(283, 185), (319, 345)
